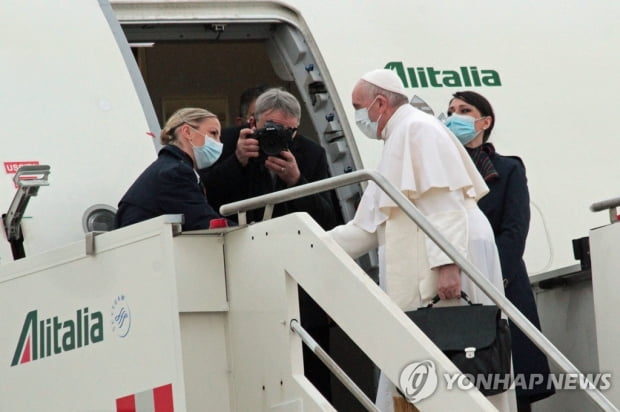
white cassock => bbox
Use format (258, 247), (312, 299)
(329, 105), (516, 412)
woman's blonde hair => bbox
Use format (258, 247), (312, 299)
(160, 107), (217, 145)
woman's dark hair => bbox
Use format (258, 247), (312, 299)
(450, 91), (495, 142)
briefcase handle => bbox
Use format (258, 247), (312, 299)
(426, 291), (475, 308)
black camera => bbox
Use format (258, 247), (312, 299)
(253, 121), (295, 159)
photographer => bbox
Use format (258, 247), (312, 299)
(202, 87), (338, 230)
(200, 88), (338, 401)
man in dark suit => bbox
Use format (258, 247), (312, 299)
(201, 87), (339, 401)
(202, 87), (338, 230)
(233, 84), (268, 127)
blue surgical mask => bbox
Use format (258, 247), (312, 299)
(355, 96), (382, 139)
(445, 114), (482, 145)
(190, 128), (223, 169)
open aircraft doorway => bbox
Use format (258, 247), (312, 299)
(122, 20), (365, 231)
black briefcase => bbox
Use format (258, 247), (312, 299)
(405, 292), (512, 396)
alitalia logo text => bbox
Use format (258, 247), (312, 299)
(11, 307), (104, 366)
(385, 61), (501, 88)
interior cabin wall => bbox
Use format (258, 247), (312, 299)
(133, 40), (314, 138)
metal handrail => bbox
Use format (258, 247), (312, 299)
(221, 169), (618, 411)
(290, 319), (379, 412)
(591, 197), (620, 224)
(220, 170), (371, 218)
(591, 197), (620, 212)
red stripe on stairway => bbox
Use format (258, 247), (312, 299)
(116, 394), (136, 412)
(153, 384), (174, 412)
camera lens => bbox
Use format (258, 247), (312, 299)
(256, 121), (293, 157)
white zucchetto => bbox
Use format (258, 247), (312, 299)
(361, 69), (408, 97)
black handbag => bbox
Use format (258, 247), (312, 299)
(404, 292), (512, 396)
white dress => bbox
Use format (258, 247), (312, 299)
(329, 105), (516, 411)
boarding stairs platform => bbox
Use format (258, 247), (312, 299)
(0, 171), (616, 411)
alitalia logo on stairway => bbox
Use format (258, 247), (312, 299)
(385, 62), (502, 88)
(11, 307), (104, 366)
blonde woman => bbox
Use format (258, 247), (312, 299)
(115, 107), (224, 230)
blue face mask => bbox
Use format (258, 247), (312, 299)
(189, 127), (223, 169)
(445, 114), (482, 145)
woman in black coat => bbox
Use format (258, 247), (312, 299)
(115, 107), (223, 231)
(446, 91), (554, 411)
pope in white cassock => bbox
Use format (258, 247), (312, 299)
(328, 69), (516, 412)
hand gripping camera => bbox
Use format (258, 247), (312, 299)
(253, 121), (295, 159)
